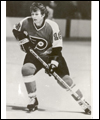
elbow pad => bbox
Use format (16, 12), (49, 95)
(12, 29), (27, 40)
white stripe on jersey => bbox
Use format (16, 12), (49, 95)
(52, 39), (62, 48)
(46, 19), (63, 48)
(33, 21), (46, 31)
(19, 38), (29, 45)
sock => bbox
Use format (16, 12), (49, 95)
(23, 75), (37, 98)
(71, 84), (83, 100)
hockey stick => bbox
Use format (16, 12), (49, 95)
(29, 47), (91, 114)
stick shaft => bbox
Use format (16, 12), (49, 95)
(29, 48), (91, 111)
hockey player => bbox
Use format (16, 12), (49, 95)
(12, 2), (90, 113)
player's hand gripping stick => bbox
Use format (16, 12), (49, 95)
(29, 47), (91, 115)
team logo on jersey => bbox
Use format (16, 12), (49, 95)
(29, 36), (48, 50)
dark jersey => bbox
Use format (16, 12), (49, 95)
(13, 17), (63, 56)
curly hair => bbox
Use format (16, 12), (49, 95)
(30, 2), (48, 19)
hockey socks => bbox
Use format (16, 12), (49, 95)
(23, 75), (37, 97)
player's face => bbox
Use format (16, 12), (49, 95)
(31, 9), (45, 25)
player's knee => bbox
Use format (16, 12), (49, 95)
(21, 63), (36, 76)
(56, 75), (73, 89)
(62, 75), (73, 86)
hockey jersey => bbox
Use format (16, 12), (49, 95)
(13, 17), (63, 56)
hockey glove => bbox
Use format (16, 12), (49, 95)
(12, 29), (32, 53)
(45, 60), (59, 76)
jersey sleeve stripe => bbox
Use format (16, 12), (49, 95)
(52, 40), (63, 48)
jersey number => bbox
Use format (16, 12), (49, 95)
(54, 32), (62, 40)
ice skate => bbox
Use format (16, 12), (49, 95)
(27, 97), (38, 111)
(84, 108), (91, 115)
